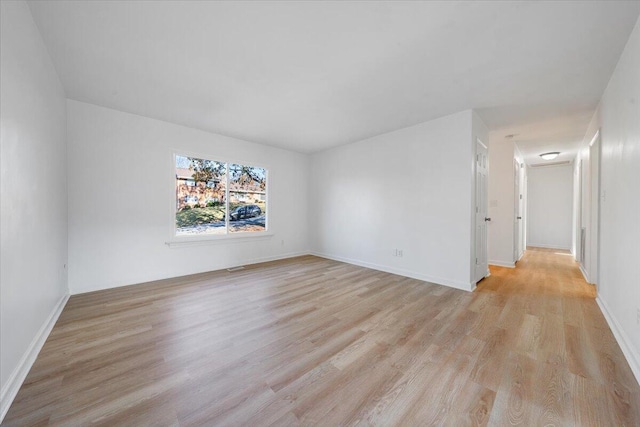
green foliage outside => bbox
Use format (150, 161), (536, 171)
(176, 202), (267, 228)
(176, 207), (225, 228)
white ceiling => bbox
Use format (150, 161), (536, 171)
(27, 1), (640, 157)
(502, 111), (597, 166)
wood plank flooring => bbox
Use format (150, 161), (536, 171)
(3, 248), (639, 426)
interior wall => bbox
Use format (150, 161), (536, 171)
(0, 0), (69, 410)
(67, 100), (309, 294)
(309, 110), (481, 291)
(487, 139), (515, 267)
(526, 164), (574, 250)
(590, 16), (640, 381)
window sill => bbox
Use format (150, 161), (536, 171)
(165, 232), (274, 248)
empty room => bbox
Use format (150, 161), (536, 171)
(2, 1), (639, 425)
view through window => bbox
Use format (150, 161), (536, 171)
(175, 155), (267, 236)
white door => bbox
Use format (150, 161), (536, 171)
(520, 172), (527, 256)
(514, 161), (524, 261)
(475, 139), (489, 282)
(514, 160), (520, 262)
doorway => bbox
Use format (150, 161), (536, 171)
(475, 138), (489, 282)
(514, 160), (525, 262)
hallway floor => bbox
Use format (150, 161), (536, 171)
(477, 246), (637, 425)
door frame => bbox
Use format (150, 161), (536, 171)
(589, 130), (601, 288)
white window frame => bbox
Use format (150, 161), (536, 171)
(168, 151), (271, 245)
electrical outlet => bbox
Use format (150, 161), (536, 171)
(398, 250), (403, 257)
(393, 249), (398, 257)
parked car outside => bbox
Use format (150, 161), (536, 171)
(229, 204), (262, 221)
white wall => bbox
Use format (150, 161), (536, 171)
(527, 165), (574, 249)
(589, 16), (640, 383)
(67, 101), (309, 294)
(0, 0), (69, 417)
(487, 139), (516, 267)
(309, 110), (486, 291)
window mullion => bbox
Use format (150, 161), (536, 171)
(225, 163), (230, 234)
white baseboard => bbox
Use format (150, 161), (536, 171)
(73, 251), (312, 295)
(571, 250), (579, 263)
(310, 251), (474, 292)
(489, 260), (515, 268)
(579, 265), (590, 283)
(0, 294), (69, 423)
(527, 243), (571, 250)
(596, 296), (640, 387)
(242, 250), (312, 267)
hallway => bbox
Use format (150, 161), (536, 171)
(481, 247), (596, 298)
(478, 247), (638, 425)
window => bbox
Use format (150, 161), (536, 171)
(175, 155), (267, 237)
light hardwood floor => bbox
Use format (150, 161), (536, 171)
(3, 249), (639, 426)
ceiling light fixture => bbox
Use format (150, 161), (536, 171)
(540, 152), (560, 160)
